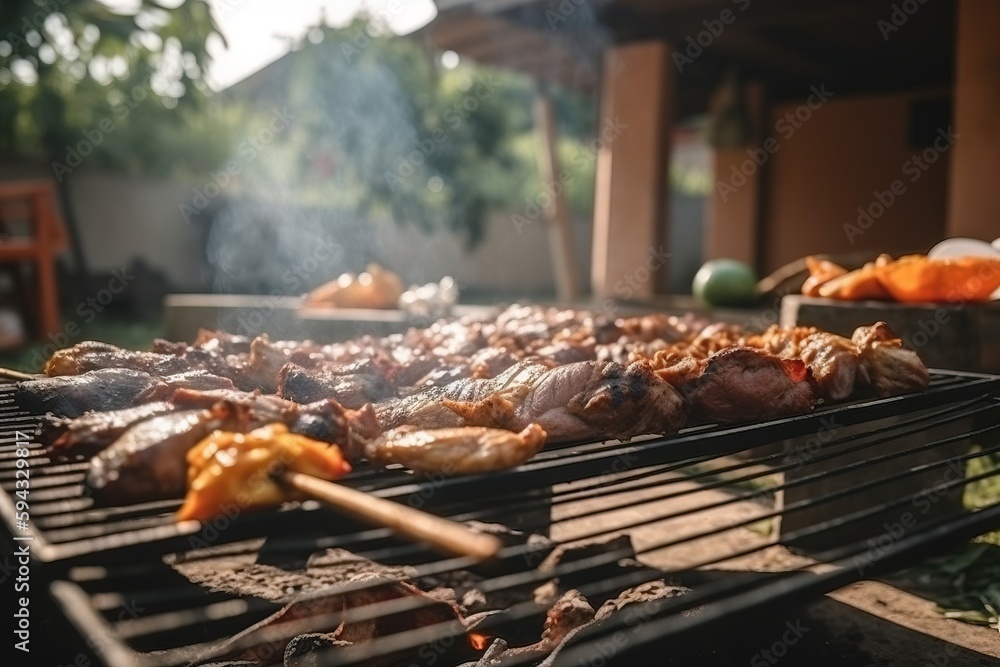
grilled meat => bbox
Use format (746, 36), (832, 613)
(87, 403), (247, 504)
(46, 401), (176, 458)
(277, 361), (395, 409)
(649, 353), (706, 387)
(797, 332), (862, 401)
(377, 360), (687, 442)
(171, 388), (380, 461)
(852, 322), (930, 396)
(44, 341), (190, 377)
(365, 424), (547, 474)
(134, 370), (236, 403)
(680, 347), (816, 424)
(16, 368), (165, 418)
(748, 326), (861, 401)
(29, 304), (932, 501)
(747, 323), (927, 400)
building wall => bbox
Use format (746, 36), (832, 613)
(1, 166), (592, 299)
(371, 211), (593, 299)
(66, 171), (206, 291)
(759, 89), (950, 273)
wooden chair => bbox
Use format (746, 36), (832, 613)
(0, 180), (68, 338)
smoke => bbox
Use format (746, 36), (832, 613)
(203, 23), (421, 296)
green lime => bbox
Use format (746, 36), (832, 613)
(692, 259), (759, 307)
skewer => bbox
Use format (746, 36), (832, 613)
(277, 471), (503, 562)
(0, 367), (41, 381)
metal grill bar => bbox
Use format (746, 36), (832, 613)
(4, 371), (998, 667)
(4, 372), (996, 566)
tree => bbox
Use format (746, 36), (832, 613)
(222, 15), (597, 249)
(0, 0), (221, 172)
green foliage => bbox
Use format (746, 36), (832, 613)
(0, 5), (599, 247)
(0, 0), (221, 170)
(220, 16), (598, 247)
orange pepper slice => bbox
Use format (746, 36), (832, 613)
(876, 255), (1000, 303)
(176, 423), (351, 522)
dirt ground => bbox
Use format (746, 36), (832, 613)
(550, 471), (1000, 666)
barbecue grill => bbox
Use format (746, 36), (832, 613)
(3, 370), (1000, 666)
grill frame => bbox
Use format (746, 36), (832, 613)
(2, 369), (999, 666)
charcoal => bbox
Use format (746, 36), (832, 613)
(173, 548), (416, 603)
(283, 633), (348, 667)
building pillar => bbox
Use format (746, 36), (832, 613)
(704, 82), (766, 270)
(947, 0), (1000, 240)
(591, 41), (674, 300)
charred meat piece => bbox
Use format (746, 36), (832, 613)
(170, 388), (380, 461)
(365, 424), (547, 474)
(171, 387), (298, 415)
(46, 401), (176, 458)
(852, 322), (929, 396)
(377, 360), (687, 442)
(134, 370), (236, 403)
(216, 334), (328, 393)
(681, 347), (816, 424)
(289, 401), (381, 462)
(86, 403), (247, 504)
(16, 368), (165, 419)
(748, 326), (861, 401)
(44, 340), (190, 377)
(277, 361), (394, 409)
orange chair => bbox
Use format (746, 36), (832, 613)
(0, 180), (68, 338)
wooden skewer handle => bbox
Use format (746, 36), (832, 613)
(0, 367), (42, 381)
(279, 471), (503, 562)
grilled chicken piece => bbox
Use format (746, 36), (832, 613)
(750, 326), (862, 401)
(48, 386), (352, 460)
(649, 353), (706, 387)
(468, 347), (520, 379)
(87, 403), (247, 504)
(749, 325), (816, 358)
(744, 325), (871, 401)
(377, 360), (687, 442)
(176, 423), (352, 522)
(852, 322), (929, 396)
(44, 341), (190, 377)
(171, 388), (381, 461)
(46, 401), (176, 458)
(134, 370), (236, 402)
(172, 388), (366, 441)
(681, 347), (816, 424)
(797, 332), (862, 400)
(277, 361), (395, 409)
(365, 424), (547, 474)
(16, 368), (165, 419)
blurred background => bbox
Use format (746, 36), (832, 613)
(0, 0), (992, 370)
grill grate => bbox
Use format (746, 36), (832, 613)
(3, 370), (1000, 666)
